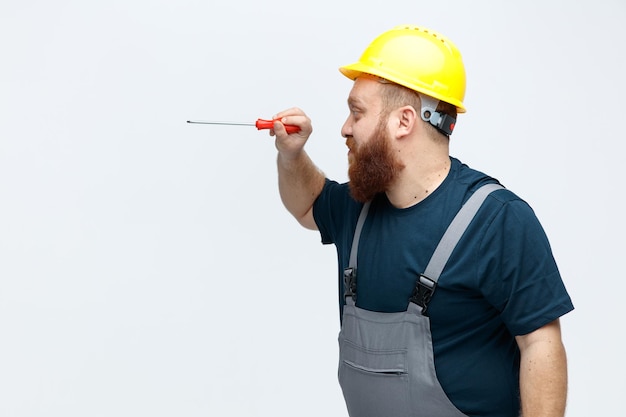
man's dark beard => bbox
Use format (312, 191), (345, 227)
(347, 119), (405, 203)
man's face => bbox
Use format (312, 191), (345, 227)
(342, 77), (405, 202)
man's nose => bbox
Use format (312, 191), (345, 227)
(341, 118), (352, 139)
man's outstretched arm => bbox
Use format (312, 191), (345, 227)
(273, 108), (325, 230)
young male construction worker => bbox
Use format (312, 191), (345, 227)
(271, 25), (574, 417)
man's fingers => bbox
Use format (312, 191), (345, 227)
(273, 107), (304, 120)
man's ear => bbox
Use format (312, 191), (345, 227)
(395, 105), (418, 139)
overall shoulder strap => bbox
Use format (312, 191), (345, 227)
(343, 202), (371, 305)
(349, 202), (371, 270)
(412, 183), (504, 313)
(423, 183), (503, 281)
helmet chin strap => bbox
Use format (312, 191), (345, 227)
(419, 94), (456, 136)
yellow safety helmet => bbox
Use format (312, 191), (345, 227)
(339, 25), (467, 113)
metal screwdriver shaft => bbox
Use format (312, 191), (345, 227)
(187, 120), (254, 126)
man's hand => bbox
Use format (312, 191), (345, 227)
(271, 107), (313, 161)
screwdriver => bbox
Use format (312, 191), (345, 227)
(187, 119), (300, 134)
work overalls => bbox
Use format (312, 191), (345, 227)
(338, 184), (503, 417)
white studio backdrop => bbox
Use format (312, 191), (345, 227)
(1, 0), (624, 415)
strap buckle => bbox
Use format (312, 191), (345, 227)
(410, 274), (437, 314)
(343, 267), (357, 301)
(419, 94), (456, 136)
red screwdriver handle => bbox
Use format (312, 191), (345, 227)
(255, 119), (300, 134)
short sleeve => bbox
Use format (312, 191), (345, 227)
(478, 199), (574, 335)
(313, 179), (361, 245)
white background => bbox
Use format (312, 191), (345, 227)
(1, 1), (624, 415)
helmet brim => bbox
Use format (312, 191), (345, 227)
(338, 63), (467, 114)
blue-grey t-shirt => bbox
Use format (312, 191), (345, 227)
(312, 157), (574, 417)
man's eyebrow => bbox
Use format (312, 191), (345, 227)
(347, 96), (364, 107)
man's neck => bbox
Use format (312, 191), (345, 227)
(385, 155), (451, 208)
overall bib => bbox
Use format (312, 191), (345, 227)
(338, 184), (503, 417)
